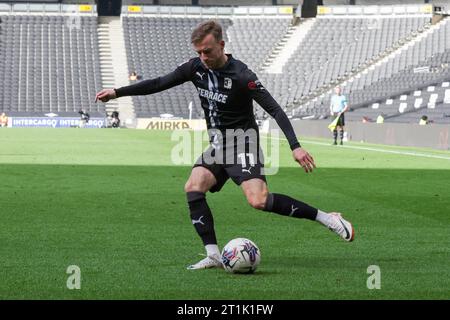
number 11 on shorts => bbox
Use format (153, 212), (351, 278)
(238, 153), (255, 168)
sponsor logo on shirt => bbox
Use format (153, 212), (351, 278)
(197, 88), (228, 104)
(248, 80), (265, 91)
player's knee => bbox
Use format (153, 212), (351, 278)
(247, 190), (268, 210)
(184, 181), (198, 193)
(184, 180), (208, 194)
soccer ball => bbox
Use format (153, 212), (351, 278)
(221, 238), (261, 274)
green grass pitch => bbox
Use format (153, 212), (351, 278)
(0, 127), (449, 299)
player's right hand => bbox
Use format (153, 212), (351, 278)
(95, 89), (117, 103)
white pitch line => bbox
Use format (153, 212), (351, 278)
(261, 135), (450, 161)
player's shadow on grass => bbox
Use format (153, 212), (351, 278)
(265, 256), (369, 270)
(212, 269), (280, 276)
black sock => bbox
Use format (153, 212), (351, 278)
(187, 192), (217, 246)
(263, 193), (318, 220)
(333, 130), (337, 142)
(340, 130), (344, 142)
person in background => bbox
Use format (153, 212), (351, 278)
(129, 71), (139, 81)
(111, 111), (120, 128)
(362, 116), (371, 123)
(0, 112), (8, 127)
(329, 86), (349, 145)
(419, 115), (428, 125)
(79, 109), (90, 128)
(376, 113), (385, 124)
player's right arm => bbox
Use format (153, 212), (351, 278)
(95, 60), (194, 103)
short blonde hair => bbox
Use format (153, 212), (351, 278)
(191, 20), (223, 44)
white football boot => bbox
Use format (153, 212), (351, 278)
(187, 253), (222, 270)
(327, 212), (355, 242)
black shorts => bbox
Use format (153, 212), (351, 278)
(335, 113), (345, 127)
(193, 144), (267, 193)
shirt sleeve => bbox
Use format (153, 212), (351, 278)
(115, 60), (193, 98)
(244, 69), (301, 151)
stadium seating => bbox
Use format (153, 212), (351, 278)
(290, 16), (450, 122)
(346, 80), (450, 124)
(335, 19), (450, 124)
(226, 18), (291, 72)
(123, 16), (227, 118)
(0, 5), (446, 125)
(348, 20), (449, 100)
(266, 16), (432, 114)
(122, 16), (289, 118)
(0, 14), (104, 117)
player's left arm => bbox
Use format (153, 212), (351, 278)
(341, 96), (349, 114)
(246, 72), (315, 173)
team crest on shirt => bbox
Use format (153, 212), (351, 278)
(224, 77), (232, 89)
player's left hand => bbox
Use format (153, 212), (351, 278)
(293, 147), (316, 173)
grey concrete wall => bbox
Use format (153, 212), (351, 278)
(269, 119), (450, 150)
